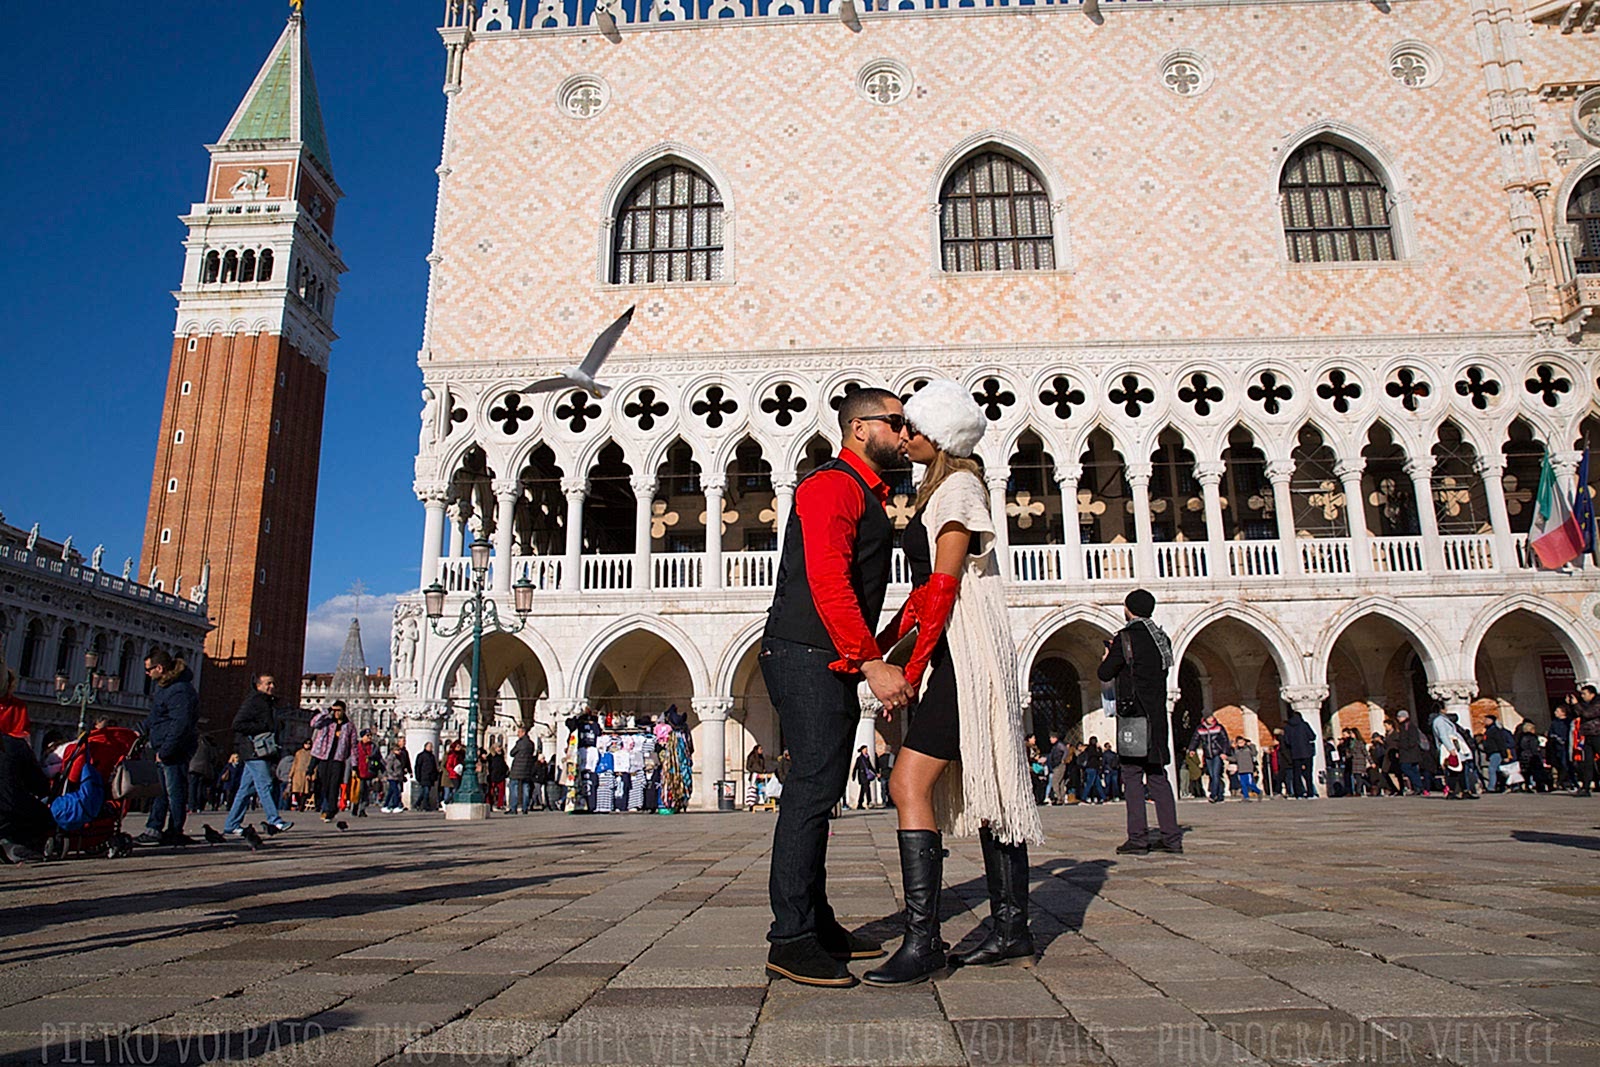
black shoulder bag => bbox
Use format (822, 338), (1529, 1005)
(1114, 630), (1150, 760)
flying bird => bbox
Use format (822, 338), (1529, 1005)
(202, 824), (226, 845)
(241, 825), (265, 851)
(523, 306), (634, 398)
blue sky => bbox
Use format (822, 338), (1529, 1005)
(3, 4), (448, 669)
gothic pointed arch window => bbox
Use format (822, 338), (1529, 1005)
(1569, 171), (1600, 275)
(613, 163), (724, 284)
(1279, 140), (1396, 263)
(939, 150), (1055, 272)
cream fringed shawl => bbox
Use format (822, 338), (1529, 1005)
(920, 471), (1045, 847)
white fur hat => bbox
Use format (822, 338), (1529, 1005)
(904, 380), (986, 458)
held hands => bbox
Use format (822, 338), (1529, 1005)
(862, 659), (915, 721)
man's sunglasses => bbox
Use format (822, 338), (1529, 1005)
(856, 413), (910, 434)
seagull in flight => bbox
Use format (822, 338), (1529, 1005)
(525, 306), (635, 398)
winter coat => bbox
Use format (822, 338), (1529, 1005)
(275, 753), (296, 784)
(1233, 741), (1259, 776)
(414, 749), (440, 786)
(188, 735), (216, 778)
(1283, 713), (1317, 760)
(384, 751), (409, 782)
(145, 661), (200, 765)
(1431, 714), (1470, 766)
(1189, 721), (1233, 759)
(489, 751), (508, 785)
(309, 711), (355, 762)
(1099, 618), (1174, 769)
(745, 749), (767, 775)
(353, 739), (379, 780)
(1345, 739), (1369, 774)
(444, 750), (463, 783)
(1574, 695), (1600, 741)
(853, 752), (877, 784)
(531, 757), (550, 785)
(509, 737), (538, 780)
(290, 749), (314, 793)
(1516, 731), (1544, 764)
(231, 689), (278, 761)
(1392, 720), (1425, 763)
(1046, 740), (1069, 770)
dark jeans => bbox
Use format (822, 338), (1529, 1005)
(417, 783), (439, 810)
(1291, 758), (1316, 798)
(1399, 761), (1426, 794)
(1123, 763), (1179, 847)
(1578, 747), (1599, 790)
(385, 780), (403, 809)
(146, 760), (188, 835)
(761, 637), (858, 945)
(187, 772), (209, 812)
(1204, 754), (1225, 801)
(316, 759), (346, 816)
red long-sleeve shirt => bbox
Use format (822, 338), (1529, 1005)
(793, 448), (891, 674)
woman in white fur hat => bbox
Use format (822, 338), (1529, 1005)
(863, 380), (1044, 986)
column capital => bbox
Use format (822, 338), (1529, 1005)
(1279, 685), (1328, 713)
(1403, 457), (1434, 481)
(629, 475), (658, 499)
(1264, 461), (1295, 485)
(1054, 463), (1084, 485)
(772, 472), (799, 493)
(1427, 680), (1478, 706)
(1474, 457), (1506, 479)
(1124, 462), (1153, 487)
(492, 479), (521, 501)
(560, 476), (589, 498)
(1333, 458), (1365, 482)
(1193, 461), (1225, 485)
(701, 473), (728, 494)
(415, 482), (449, 504)
(692, 697), (734, 722)
(1552, 450), (1582, 478)
(984, 469), (1011, 493)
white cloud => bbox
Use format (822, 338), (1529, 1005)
(302, 589), (407, 674)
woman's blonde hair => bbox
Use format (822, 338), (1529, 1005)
(915, 449), (982, 509)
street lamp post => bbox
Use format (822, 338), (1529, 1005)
(423, 540), (534, 819)
(56, 649), (119, 736)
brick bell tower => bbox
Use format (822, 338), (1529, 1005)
(141, 11), (343, 727)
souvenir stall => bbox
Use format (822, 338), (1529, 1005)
(562, 705), (694, 814)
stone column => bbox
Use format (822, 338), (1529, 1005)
(1335, 458), (1371, 574)
(631, 476), (656, 593)
(1405, 457), (1444, 572)
(1164, 686), (1183, 788)
(1126, 462), (1155, 580)
(854, 695), (882, 793)
(986, 469), (1012, 580)
(492, 482), (518, 594)
(1055, 463), (1084, 581)
(1194, 461), (1226, 578)
(1477, 459), (1517, 571)
(1428, 680), (1477, 723)
(561, 477), (587, 592)
(419, 487), (447, 590)
(703, 474), (726, 591)
(773, 473), (798, 554)
(1280, 685), (1329, 797)
(692, 697), (733, 811)
(446, 501), (466, 560)
(1265, 460), (1299, 576)
(401, 703), (447, 810)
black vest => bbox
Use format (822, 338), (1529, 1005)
(764, 458), (893, 654)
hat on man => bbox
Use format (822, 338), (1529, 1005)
(903, 380), (986, 458)
(1124, 589), (1156, 618)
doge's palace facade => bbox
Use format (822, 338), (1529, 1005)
(398, 0), (1600, 806)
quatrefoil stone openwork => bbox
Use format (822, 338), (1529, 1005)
(692, 385), (739, 429)
(489, 392), (535, 435)
(1454, 367), (1500, 411)
(1178, 373), (1224, 417)
(554, 390), (601, 433)
(1316, 369), (1362, 414)
(760, 383), (808, 427)
(1247, 371), (1293, 415)
(1108, 374), (1154, 418)
(972, 378), (1017, 421)
(1039, 376), (1086, 421)
(1525, 364), (1571, 408)
(624, 388), (669, 431)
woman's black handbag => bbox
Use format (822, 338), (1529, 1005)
(1113, 631), (1150, 760)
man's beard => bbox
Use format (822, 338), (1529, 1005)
(864, 437), (905, 471)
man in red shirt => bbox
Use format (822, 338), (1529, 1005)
(761, 386), (915, 987)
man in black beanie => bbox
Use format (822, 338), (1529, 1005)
(1099, 589), (1183, 855)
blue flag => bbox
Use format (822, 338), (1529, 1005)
(1577, 449), (1597, 557)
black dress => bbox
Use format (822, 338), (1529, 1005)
(899, 510), (961, 762)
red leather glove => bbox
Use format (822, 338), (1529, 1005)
(903, 572), (959, 691)
(875, 590), (922, 656)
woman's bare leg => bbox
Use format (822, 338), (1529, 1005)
(890, 749), (952, 831)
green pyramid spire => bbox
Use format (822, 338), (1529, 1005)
(220, 16), (333, 175)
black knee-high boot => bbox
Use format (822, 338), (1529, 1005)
(951, 828), (1034, 967)
(864, 829), (946, 985)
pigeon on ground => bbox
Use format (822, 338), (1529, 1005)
(335, 820), (349, 831)
(523, 306), (633, 398)
(240, 825), (264, 851)
(260, 821), (282, 837)
(202, 824), (227, 845)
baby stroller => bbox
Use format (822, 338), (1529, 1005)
(44, 726), (142, 860)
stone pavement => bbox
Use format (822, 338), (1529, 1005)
(0, 795), (1597, 1066)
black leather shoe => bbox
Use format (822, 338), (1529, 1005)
(766, 937), (858, 987)
(951, 828), (1034, 968)
(818, 924), (885, 961)
(864, 830), (947, 986)
(133, 831), (163, 846)
(1114, 838), (1148, 855)
(1148, 838), (1184, 854)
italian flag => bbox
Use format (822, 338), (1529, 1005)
(1529, 450), (1585, 569)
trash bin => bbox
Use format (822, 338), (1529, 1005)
(716, 780), (737, 812)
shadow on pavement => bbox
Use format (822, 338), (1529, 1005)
(1511, 829), (1600, 851)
